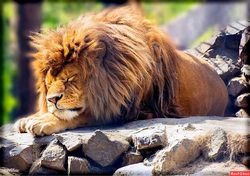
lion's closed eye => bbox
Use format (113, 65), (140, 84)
(67, 75), (76, 82)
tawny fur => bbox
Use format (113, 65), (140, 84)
(15, 6), (228, 136)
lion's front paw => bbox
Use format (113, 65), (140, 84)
(15, 114), (66, 136)
(25, 116), (60, 136)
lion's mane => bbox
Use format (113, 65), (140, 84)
(30, 6), (180, 123)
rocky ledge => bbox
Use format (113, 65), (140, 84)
(0, 116), (249, 175)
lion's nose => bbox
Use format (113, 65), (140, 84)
(47, 94), (63, 104)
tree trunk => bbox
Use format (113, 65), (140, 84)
(15, 1), (42, 118)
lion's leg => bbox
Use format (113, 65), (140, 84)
(15, 112), (94, 136)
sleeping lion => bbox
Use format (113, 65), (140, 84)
(15, 6), (228, 136)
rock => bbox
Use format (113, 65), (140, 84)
(205, 55), (240, 81)
(186, 22), (250, 85)
(182, 123), (196, 130)
(54, 133), (83, 152)
(83, 130), (130, 167)
(0, 124), (54, 146)
(3, 145), (38, 173)
(67, 156), (91, 175)
(0, 167), (21, 176)
(204, 128), (227, 161)
(241, 64), (250, 83)
(224, 21), (249, 36)
(235, 93), (250, 108)
(242, 156), (250, 167)
(235, 109), (250, 118)
(151, 138), (202, 174)
(40, 140), (66, 171)
(113, 163), (153, 176)
(196, 166), (233, 176)
(228, 77), (248, 97)
(122, 149), (143, 166)
(225, 33), (242, 50)
(239, 26), (250, 56)
(131, 125), (167, 150)
(242, 137), (250, 153)
(29, 159), (60, 175)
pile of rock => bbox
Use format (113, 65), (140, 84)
(187, 20), (250, 117)
(0, 116), (249, 175)
(228, 77), (250, 117)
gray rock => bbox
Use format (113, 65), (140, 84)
(228, 77), (248, 97)
(242, 156), (250, 167)
(54, 133), (83, 152)
(239, 26), (250, 55)
(235, 109), (250, 118)
(204, 55), (240, 81)
(3, 145), (38, 172)
(204, 128), (227, 161)
(122, 149), (143, 166)
(68, 156), (91, 175)
(131, 125), (167, 150)
(182, 123), (196, 131)
(242, 137), (250, 153)
(151, 138), (201, 174)
(113, 163), (153, 176)
(186, 22), (250, 85)
(83, 130), (130, 167)
(29, 159), (60, 175)
(41, 141), (66, 171)
(0, 167), (21, 176)
(235, 93), (250, 108)
(194, 167), (231, 176)
(224, 21), (249, 35)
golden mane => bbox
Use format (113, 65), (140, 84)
(30, 6), (179, 123)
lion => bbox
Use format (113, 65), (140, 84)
(15, 6), (228, 136)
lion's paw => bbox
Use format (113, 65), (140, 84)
(15, 114), (66, 136)
(25, 117), (58, 136)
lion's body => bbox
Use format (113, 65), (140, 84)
(175, 51), (227, 116)
(15, 6), (228, 136)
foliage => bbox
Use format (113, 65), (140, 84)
(142, 2), (196, 25)
(2, 2), (17, 125)
(42, 1), (104, 29)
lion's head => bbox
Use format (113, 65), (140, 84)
(44, 62), (86, 120)
(30, 6), (179, 123)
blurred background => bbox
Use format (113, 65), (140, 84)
(1, 0), (249, 126)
